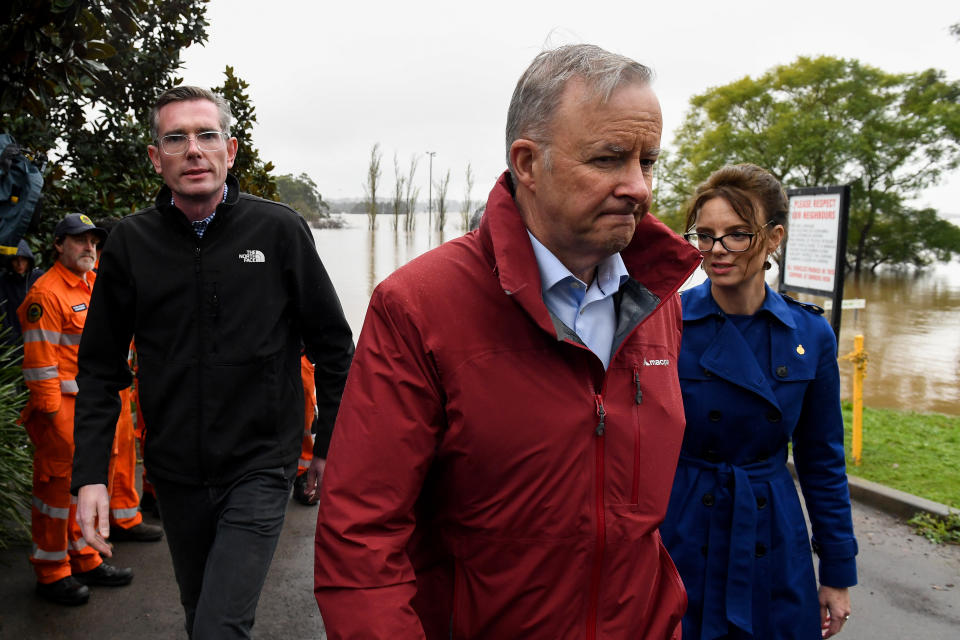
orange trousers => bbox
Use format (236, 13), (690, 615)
(24, 396), (102, 583)
(298, 356), (317, 475)
(108, 386), (142, 530)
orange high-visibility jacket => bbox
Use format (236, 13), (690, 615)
(18, 260), (95, 477)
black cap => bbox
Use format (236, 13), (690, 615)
(54, 213), (107, 242)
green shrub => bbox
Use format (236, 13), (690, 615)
(907, 512), (960, 545)
(0, 319), (32, 549)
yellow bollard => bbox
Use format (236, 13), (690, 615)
(841, 335), (868, 466)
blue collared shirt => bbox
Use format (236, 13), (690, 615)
(528, 231), (629, 369)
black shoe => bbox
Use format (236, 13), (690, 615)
(36, 576), (90, 606)
(74, 562), (134, 587)
(292, 473), (317, 506)
(110, 522), (163, 542)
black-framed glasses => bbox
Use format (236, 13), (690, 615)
(683, 220), (773, 253)
(156, 131), (227, 155)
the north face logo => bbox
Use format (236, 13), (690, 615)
(239, 250), (265, 263)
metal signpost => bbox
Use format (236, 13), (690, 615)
(779, 185), (851, 341)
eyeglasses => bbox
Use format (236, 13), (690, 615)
(683, 221), (773, 253)
(156, 131), (227, 155)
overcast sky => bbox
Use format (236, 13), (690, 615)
(178, 0), (960, 217)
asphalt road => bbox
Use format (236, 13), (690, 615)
(0, 489), (957, 639)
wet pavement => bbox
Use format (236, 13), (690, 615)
(0, 494), (325, 639)
(0, 488), (958, 639)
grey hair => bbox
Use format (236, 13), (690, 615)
(505, 44), (653, 177)
(149, 85), (233, 140)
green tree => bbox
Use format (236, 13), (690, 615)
(275, 172), (330, 224)
(214, 66), (277, 200)
(1, 0), (210, 264)
(660, 56), (960, 273)
(0, 0), (209, 548)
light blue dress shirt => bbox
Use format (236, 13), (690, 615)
(528, 231), (629, 370)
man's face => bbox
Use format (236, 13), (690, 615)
(10, 256), (28, 276)
(147, 98), (238, 204)
(56, 232), (99, 276)
(513, 79), (662, 281)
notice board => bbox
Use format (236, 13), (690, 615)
(780, 185), (850, 339)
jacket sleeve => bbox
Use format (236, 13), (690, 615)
(19, 288), (65, 413)
(314, 283), (443, 639)
(286, 214), (354, 459)
(72, 230), (135, 493)
(792, 318), (858, 588)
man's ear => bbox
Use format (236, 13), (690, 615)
(509, 139), (540, 192)
(147, 145), (163, 175)
(225, 137), (238, 170)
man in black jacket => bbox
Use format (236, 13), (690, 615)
(72, 86), (354, 638)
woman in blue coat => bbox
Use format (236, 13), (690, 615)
(661, 164), (857, 639)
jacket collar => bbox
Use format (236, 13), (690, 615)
(154, 173), (241, 214)
(477, 171), (701, 340)
(682, 280), (796, 329)
(51, 259), (95, 291)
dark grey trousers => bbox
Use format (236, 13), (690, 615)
(153, 463), (296, 639)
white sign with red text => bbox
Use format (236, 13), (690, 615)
(783, 193), (842, 293)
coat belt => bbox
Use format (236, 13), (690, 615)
(678, 453), (784, 640)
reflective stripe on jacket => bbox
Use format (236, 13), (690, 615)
(18, 261), (94, 414)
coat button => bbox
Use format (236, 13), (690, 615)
(704, 449), (721, 463)
(708, 410), (722, 422)
(756, 496), (767, 509)
(766, 409), (781, 423)
(755, 542), (767, 557)
(702, 492), (715, 507)
(703, 368), (713, 377)
(776, 365), (788, 378)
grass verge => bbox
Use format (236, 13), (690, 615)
(842, 402), (959, 509)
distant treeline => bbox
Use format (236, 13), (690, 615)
(327, 199), (470, 215)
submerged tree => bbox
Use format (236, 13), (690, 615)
(363, 143), (382, 230)
(275, 172), (330, 225)
(392, 153), (405, 230)
(404, 154), (420, 232)
(434, 169), (450, 231)
(460, 162), (474, 231)
(660, 55), (960, 273)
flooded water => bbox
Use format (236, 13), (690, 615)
(314, 214), (960, 416)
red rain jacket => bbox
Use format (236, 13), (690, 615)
(315, 173), (701, 639)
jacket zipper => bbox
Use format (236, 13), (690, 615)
(587, 393), (607, 640)
(631, 365), (643, 504)
(194, 243), (206, 483)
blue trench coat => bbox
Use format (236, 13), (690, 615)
(661, 281), (858, 640)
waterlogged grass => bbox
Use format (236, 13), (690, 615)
(842, 402), (960, 509)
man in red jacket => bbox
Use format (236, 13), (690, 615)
(315, 44), (701, 639)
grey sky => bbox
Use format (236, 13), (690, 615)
(179, 0), (960, 217)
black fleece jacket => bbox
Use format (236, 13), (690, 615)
(72, 175), (353, 489)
